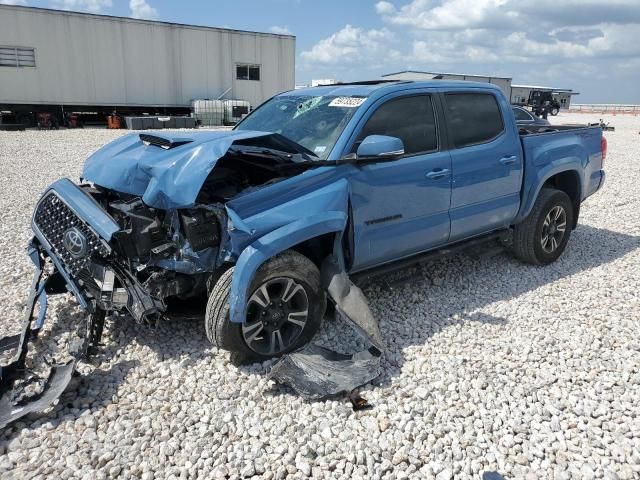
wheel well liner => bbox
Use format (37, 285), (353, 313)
(290, 233), (337, 269)
(543, 170), (581, 228)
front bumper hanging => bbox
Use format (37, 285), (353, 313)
(0, 243), (88, 429)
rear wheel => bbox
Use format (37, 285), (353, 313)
(512, 188), (573, 265)
(205, 250), (325, 361)
(551, 107), (559, 116)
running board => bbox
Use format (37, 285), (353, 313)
(351, 229), (511, 286)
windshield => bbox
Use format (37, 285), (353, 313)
(235, 95), (365, 160)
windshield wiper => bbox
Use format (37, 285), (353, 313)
(273, 156), (358, 173)
(228, 146), (316, 164)
(229, 145), (356, 174)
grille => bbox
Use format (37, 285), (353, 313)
(33, 192), (107, 276)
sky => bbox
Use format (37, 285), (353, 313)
(3, 0), (640, 103)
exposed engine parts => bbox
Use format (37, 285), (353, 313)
(179, 209), (220, 252)
(108, 197), (167, 260)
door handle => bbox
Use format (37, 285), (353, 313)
(500, 155), (518, 166)
(426, 168), (450, 180)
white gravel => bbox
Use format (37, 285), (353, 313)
(0, 114), (639, 479)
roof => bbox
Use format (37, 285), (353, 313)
(0, 4), (295, 39)
(512, 85), (576, 94)
(284, 80), (504, 98)
(382, 70), (512, 81)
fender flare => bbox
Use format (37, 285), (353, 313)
(515, 166), (583, 224)
(228, 211), (348, 323)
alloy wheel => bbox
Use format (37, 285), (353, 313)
(241, 277), (309, 355)
(541, 205), (567, 253)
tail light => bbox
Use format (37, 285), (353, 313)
(601, 135), (607, 166)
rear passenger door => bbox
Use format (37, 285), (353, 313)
(347, 93), (452, 271)
(444, 92), (523, 241)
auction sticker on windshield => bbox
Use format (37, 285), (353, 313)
(329, 97), (366, 108)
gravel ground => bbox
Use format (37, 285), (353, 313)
(0, 113), (639, 479)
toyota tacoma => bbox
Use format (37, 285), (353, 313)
(0, 80), (606, 425)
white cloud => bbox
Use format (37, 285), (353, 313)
(0, 0), (28, 5)
(50, 0), (112, 13)
(379, 0), (509, 30)
(300, 24), (399, 65)
(129, 0), (157, 20)
(374, 0), (640, 67)
(375, 1), (395, 15)
(301, 0), (640, 102)
(270, 25), (292, 35)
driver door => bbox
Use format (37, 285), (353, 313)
(346, 93), (452, 271)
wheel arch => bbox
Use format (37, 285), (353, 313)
(542, 170), (582, 228)
(228, 211), (348, 323)
(516, 167), (583, 228)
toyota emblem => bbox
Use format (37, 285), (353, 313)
(63, 227), (87, 258)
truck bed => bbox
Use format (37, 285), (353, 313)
(515, 124), (604, 224)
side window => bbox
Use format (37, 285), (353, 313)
(512, 107), (531, 121)
(445, 93), (504, 148)
(354, 95), (437, 155)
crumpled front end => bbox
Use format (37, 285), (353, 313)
(0, 130), (386, 426)
(0, 177), (125, 428)
(0, 176), (210, 427)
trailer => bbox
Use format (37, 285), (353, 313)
(0, 5), (295, 127)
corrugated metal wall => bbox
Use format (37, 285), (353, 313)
(0, 6), (295, 108)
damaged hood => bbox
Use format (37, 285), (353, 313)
(82, 130), (274, 210)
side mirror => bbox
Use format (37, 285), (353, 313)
(356, 135), (404, 158)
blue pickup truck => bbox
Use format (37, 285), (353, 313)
(1, 80), (606, 422)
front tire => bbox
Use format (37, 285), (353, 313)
(512, 188), (574, 265)
(205, 250), (325, 361)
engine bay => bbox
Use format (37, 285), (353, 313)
(75, 146), (302, 320)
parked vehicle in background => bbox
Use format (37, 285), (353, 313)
(529, 90), (561, 116)
(512, 106), (550, 127)
(0, 80), (607, 426)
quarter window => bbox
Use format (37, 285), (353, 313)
(445, 93), (504, 148)
(0, 46), (36, 68)
(236, 64), (260, 81)
(355, 95), (438, 155)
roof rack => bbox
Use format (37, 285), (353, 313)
(330, 80), (412, 86)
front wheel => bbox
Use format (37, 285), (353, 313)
(512, 188), (574, 265)
(205, 250), (325, 361)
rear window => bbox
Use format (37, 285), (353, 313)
(354, 95), (438, 155)
(445, 93), (504, 148)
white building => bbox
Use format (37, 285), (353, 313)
(311, 79), (339, 87)
(0, 5), (295, 121)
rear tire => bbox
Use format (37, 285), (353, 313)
(205, 250), (325, 361)
(551, 107), (559, 116)
(512, 188), (573, 265)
